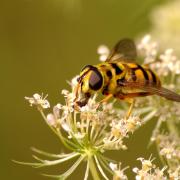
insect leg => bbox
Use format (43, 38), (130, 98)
(126, 99), (135, 119)
(96, 94), (113, 109)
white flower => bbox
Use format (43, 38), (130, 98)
(61, 120), (71, 132)
(137, 34), (158, 64)
(74, 132), (85, 139)
(67, 75), (79, 90)
(109, 162), (118, 171)
(137, 156), (155, 172)
(126, 116), (141, 132)
(46, 104), (62, 127)
(156, 49), (180, 76)
(157, 133), (180, 162)
(97, 45), (110, 61)
(25, 93), (50, 109)
(46, 114), (57, 127)
(110, 116), (141, 138)
(133, 156), (167, 180)
(109, 162), (128, 180)
(61, 89), (69, 97)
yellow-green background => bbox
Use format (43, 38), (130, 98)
(1, 0), (167, 179)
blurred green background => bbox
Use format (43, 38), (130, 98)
(1, 0), (168, 179)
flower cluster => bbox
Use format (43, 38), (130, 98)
(17, 35), (180, 179)
(136, 35), (180, 180)
(104, 116), (141, 150)
(109, 162), (128, 180)
(136, 35), (180, 137)
(25, 93), (50, 109)
(133, 156), (167, 180)
(138, 35), (180, 77)
(137, 34), (158, 64)
(23, 84), (141, 179)
(157, 133), (180, 169)
(133, 155), (180, 180)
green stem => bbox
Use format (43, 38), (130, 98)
(166, 118), (179, 137)
(155, 140), (166, 166)
(39, 109), (76, 151)
(89, 156), (101, 180)
(39, 109), (60, 136)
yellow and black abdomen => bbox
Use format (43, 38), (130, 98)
(125, 63), (161, 86)
(114, 62), (161, 98)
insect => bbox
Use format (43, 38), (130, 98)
(74, 38), (180, 117)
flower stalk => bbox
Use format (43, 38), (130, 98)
(89, 156), (101, 180)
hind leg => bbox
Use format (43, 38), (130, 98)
(115, 92), (151, 119)
(124, 98), (135, 119)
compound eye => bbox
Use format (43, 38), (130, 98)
(89, 70), (103, 90)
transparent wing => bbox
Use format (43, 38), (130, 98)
(106, 38), (137, 62)
(118, 81), (180, 102)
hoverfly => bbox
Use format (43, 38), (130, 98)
(74, 38), (180, 116)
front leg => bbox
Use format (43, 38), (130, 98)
(96, 94), (113, 109)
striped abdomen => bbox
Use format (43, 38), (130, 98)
(124, 63), (161, 86)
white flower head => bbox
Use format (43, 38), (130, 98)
(25, 93), (50, 109)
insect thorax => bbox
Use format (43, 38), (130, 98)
(97, 62), (126, 95)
